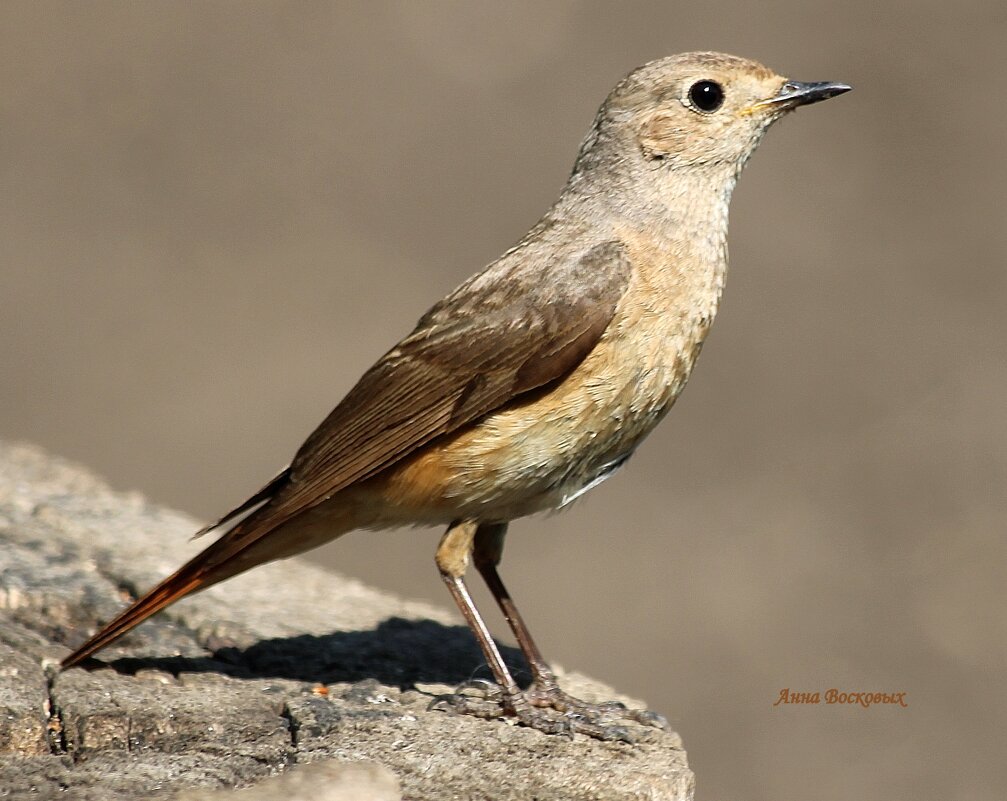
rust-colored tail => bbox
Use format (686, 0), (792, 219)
(61, 547), (222, 669)
(60, 468), (303, 669)
(60, 468), (362, 669)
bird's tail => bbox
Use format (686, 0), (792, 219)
(60, 468), (301, 669)
(60, 471), (365, 669)
(59, 528), (249, 669)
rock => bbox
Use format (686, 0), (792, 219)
(0, 443), (694, 800)
(175, 761), (402, 801)
(0, 642), (51, 756)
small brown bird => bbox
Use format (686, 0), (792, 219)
(61, 52), (849, 739)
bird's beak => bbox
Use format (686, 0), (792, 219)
(754, 80), (852, 112)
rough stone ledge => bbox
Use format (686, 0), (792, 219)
(0, 442), (694, 800)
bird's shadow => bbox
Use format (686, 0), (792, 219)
(106, 617), (531, 690)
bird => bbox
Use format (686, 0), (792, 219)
(60, 52), (850, 740)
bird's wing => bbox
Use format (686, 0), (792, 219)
(215, 239), (631, 559)
(58, 240), (631, 668)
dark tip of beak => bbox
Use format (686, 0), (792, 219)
(763, 80), (852, 109)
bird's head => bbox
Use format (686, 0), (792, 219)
(579, 52), (850, 179)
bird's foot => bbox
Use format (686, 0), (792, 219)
(525, 680), (669, 730)
(427, 679), (504, 719)
(428, 679), (660, 742)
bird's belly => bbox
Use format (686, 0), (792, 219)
(370, 318), (707, 524)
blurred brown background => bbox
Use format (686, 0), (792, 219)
(2, 2), (1004, 799)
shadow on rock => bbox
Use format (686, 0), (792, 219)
(107, 617), (531, 689)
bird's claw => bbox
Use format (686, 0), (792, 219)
(427, 679), (662, 742)
(524, 681), (669, 730)
(452, 678), (504, 701)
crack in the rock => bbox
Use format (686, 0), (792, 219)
(115, 580), (139, 603)
(90, 555), (138, 604)
(44, 672), (68, 756)
(280, 701), (300, 757)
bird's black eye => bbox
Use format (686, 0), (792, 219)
(688, 80), (724, 112)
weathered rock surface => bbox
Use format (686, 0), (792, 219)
(0, 443), (694, 800)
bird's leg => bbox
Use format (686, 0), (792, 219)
(470, 524), (557, 693)
(472, 523), (668, 733)
(433, 520), (523, 714)
(433, 520), (620, 738)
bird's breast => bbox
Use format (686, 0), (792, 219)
(373, 236), (724, 524)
